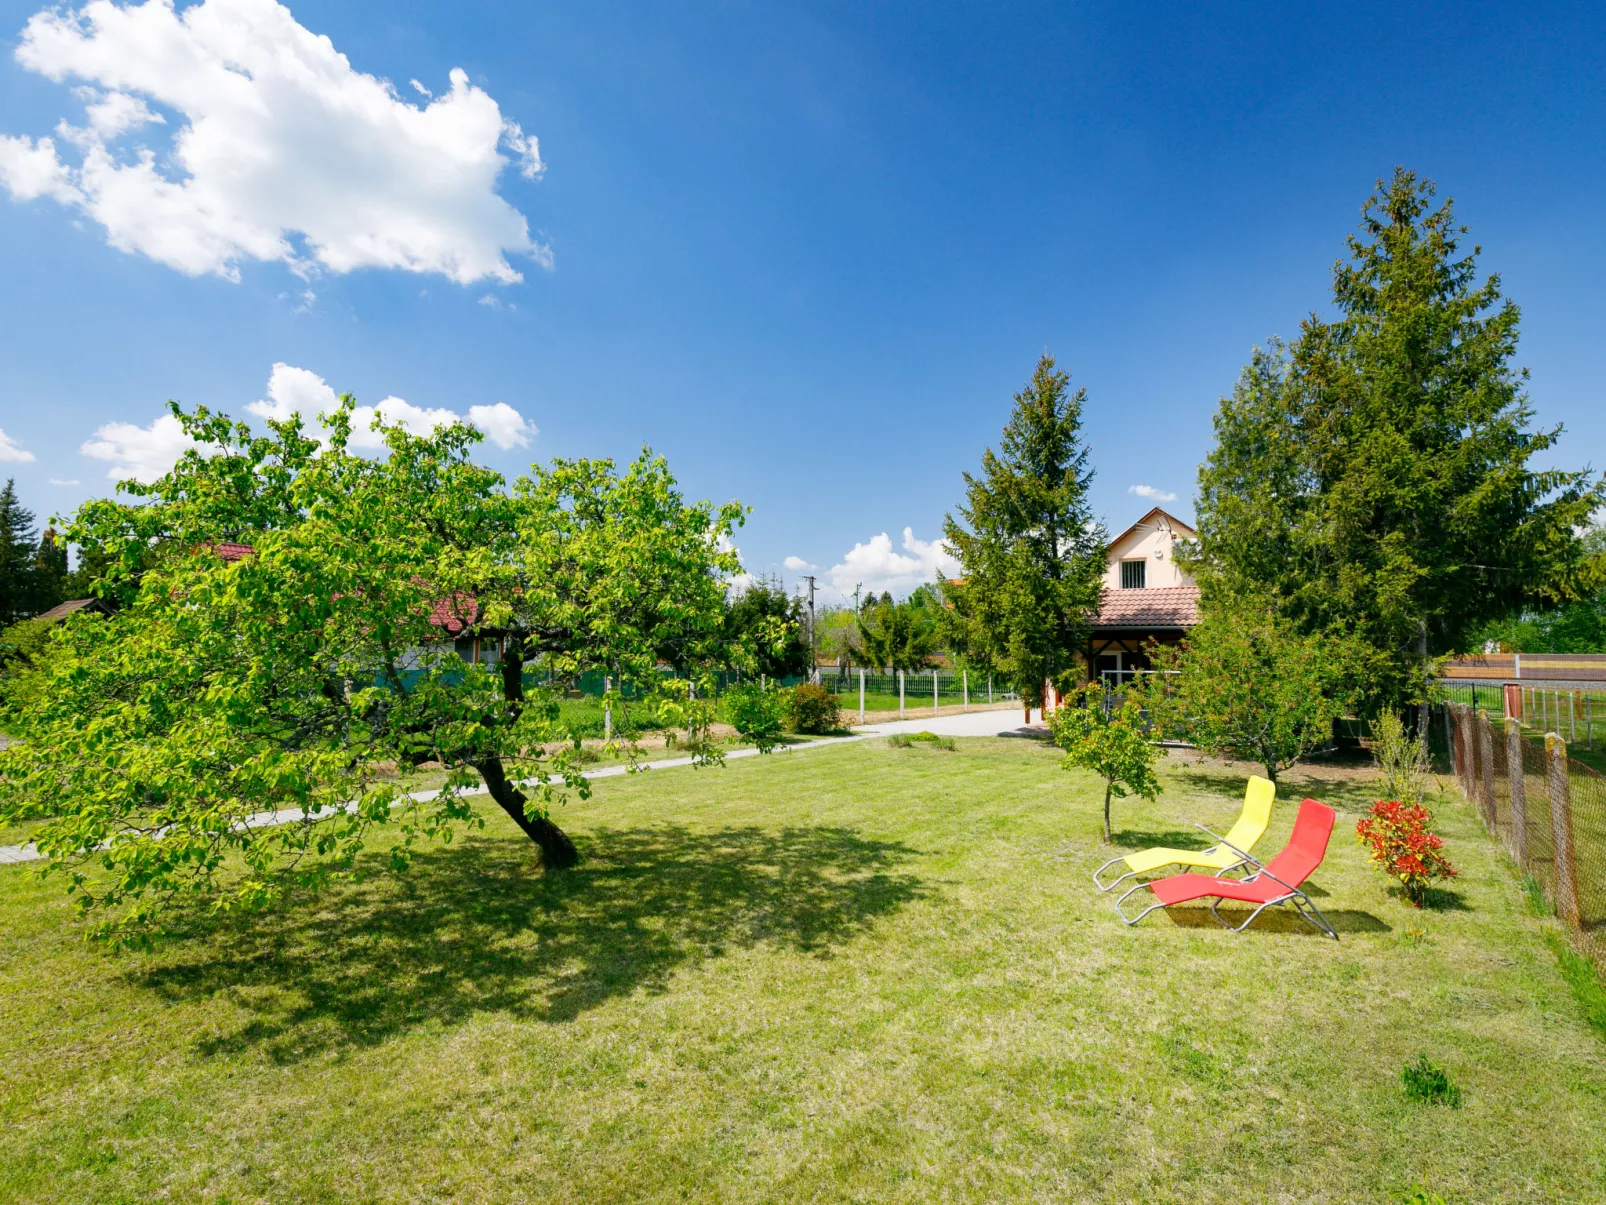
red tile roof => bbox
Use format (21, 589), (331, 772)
(1094, 586), (1199, 630)
(429, 593), (479, 634)
(214, 542), (256, 562)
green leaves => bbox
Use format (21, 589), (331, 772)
(1048, 684), (1160, 842)
(1145, 606), (1355, 783)
(0, 401), (741, 943)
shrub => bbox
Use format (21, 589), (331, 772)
(1401, 1054), (1462, 1107)
(722, 684), (788, 753)
(1372, 711), (1430, 807)
(889, 731), (954, 750)
(1399, 1188), (1448, 1205)
(788, 682), (841, 734)
(1356, 800), (1458, 907)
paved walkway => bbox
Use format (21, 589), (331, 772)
(0, 713), (1053, 867)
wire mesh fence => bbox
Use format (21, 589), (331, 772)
(1446, 700), (1606, 964)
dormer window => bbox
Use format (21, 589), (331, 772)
(1120, 559), (1146, 589)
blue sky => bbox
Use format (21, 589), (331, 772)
(1, 0), (1602, 601)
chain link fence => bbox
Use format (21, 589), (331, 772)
(1446, 700), (1606, 963)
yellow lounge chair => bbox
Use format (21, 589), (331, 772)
(1092, 775), (1275, 893)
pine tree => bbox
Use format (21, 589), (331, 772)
(1193, 169), (1605, 712)
(33, 527), (69, 613)
(943, 355), (1106, 715)
(0, 479), (40, 625)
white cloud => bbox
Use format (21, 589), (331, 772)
(0, 134), (82, 203)
(81, 411), (203, 482)
(49, 477), (81, 486)
(465, 403), (535, 449)
(1128, 484), (1178, 502)
(83, 362), (537, 483)
(782, 555), (817, 572)
(824, 527), (959, 599)
(248, 363), (537, 451)
(0, 429), (37, 462)
(1, 0), (546, 284)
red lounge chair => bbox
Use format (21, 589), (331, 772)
(1113, 799), (1339, 939)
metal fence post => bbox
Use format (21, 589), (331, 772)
(1506, 718), (1528, 865)
(1477, 710), (1497, 830)
(1547, 732), (1582, 928)
(898, 669), (905, 720)
(988, 676), (993, 705)
(963, 669), (969, 712)
(932, 669), (939, 716)
(1570, 690), (1577, 744)
(858, 668), (865, 723)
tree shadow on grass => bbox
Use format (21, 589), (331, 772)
(1163, 904), (1391, 936)
(131, 823), (925, 1064)
(1106, 828), (1213, 852)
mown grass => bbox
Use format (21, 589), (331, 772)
(2, 738), (1605, 1203)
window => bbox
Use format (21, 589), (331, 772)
(1120, 559), (1146, 589)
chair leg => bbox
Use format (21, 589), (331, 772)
(1113, 883), (1164, 926)
(1291, 893), (1339, 940)
(1093, 856), (1135, 893)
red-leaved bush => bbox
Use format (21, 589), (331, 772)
(1356, 801), (1457, 907)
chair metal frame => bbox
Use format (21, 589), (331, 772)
(1112, 823), (1339, 940)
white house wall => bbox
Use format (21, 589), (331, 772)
(1102, 517), (1195, 589)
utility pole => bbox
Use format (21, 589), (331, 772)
(853, 582), (862, 613)
(805, 574), (818, 684)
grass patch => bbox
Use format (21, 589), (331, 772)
(1400, 1054), (1462, 1108)
(1, 740), (1604, 1201)
(887, 731), (956, 751)
(1547, 931), (1606, 1039)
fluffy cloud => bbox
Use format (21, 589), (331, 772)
(81, 412), (203, 482)
(82, 362), (537, 482)
(0, 429), (36, 462)
(824, 527), (959, 599)
(0, 0), (545, 284)
(246, 363), (535, 451)
(1128, 484), (1178, 502)
(49, 478), (82, 486)
(782, 555), (817, 572)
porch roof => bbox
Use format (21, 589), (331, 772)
(1092, 586), (1199, 631)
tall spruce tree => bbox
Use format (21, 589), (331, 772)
(0, 479), (40, 625)
(943, 355), (1106, 716)
(1192, 170), (1604, 712)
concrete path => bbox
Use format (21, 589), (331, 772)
(0, 713), (1053, 867)
(857, 708), (1046, 738)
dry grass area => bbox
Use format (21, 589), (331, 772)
(1, 738), (1604, 1203)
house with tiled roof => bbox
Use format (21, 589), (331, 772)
(1089, 506), (1200, 685)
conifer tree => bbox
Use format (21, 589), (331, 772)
(943, 355), (1106, 715)
(0, 479), (39, 625)
(1193, 170), (1604, 711)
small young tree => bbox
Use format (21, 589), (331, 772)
(944, 355), (1106, 719)
(1146, 606), (1354, 783)
(1048, 684), (1161, 843)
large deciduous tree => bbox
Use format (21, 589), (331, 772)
(943, 355), (1105, 715)
(1191, 170), (1604, 713)
(0, 402), (743, 944)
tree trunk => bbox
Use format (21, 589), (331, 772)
(475, 753), (579, 868)
(1103, 782), (1113, 844)
(1416, 622), (1431, 738)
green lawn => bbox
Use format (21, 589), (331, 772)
(2, 738), (1604, 1203)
